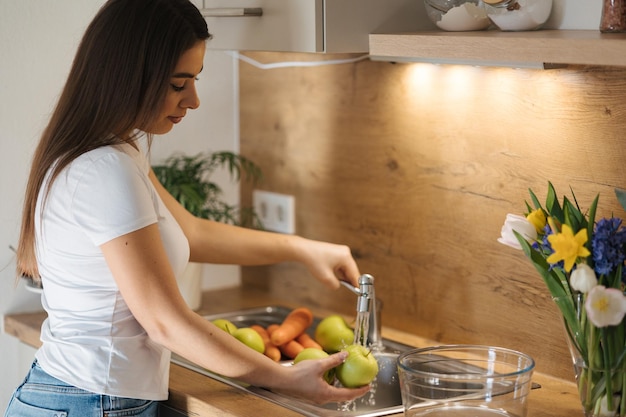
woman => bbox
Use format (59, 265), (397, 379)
(4, 0), (369, 415)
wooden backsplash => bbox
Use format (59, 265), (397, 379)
(238, 52), (626, 380)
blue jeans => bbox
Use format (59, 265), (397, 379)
(4, 361), (158, 417)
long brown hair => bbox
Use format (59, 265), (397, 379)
(16, 0), (210, 281)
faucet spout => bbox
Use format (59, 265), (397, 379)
(342, 274), (383, 351)
(357, 274), (374, 313)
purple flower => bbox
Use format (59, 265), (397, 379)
(533, 224), (564, 270)
(591, 218), (626, 277)
(532, 224), (553, 252)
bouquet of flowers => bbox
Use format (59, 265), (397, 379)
(499, 182), (626, 417)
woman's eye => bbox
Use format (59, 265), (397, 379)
(170, 84), (185, 92)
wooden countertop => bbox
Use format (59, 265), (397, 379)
(4, 287), (583, 416)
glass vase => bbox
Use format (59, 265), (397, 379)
(573, 364), (625, 417)
(600, 0), (626, 33)
(557, 294), (626, 417)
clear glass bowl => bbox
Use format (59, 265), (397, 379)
(484, 0), (553, 31)
(398, 345), (535, 417)
(424, 0), (491, 31)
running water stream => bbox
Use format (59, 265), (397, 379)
(353, 309), (370, 348)
(337, 276), (379, 412)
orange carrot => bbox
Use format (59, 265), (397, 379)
(278, 339), (305, 359)
(296, 332), (323, 350)
(270, 307), (314, 346)
(251, 325), (281, 362)
(267, 323), (305, 359)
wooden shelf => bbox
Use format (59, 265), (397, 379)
(369, 30), (626, 67)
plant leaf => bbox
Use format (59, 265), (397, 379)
(529, 188), (543, 211)
(586, 194), (599, 257)
(615, 188), (626, 213)
(563, 197), (584, 232)
(546, 182), (564, 222)
(514, 230), (583, 359)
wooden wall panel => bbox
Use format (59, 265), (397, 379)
(238, 52), (626, 380)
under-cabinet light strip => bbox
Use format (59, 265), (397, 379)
(368, 55), (548, 69)
(227, 51), (370, 70)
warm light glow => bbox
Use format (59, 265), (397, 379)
(403, 62), (569, 121)
(404, 63), (485, 109)
(405, 63), (440, 94)
(440, 65), (483, 103)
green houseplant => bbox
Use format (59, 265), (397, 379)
(152, 151), (262, 309)
(152, 151), (262, 227)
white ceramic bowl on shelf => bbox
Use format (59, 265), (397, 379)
(424, 0), (491, 31)
(484, 0), (553, 31)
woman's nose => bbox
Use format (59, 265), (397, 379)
(182, 86), (200, 110)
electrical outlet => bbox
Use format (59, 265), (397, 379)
(252, 190), (295, 234)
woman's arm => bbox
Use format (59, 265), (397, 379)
(148, 169), (361, 289)
(100, 224), (370, 404)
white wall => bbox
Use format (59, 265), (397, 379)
(0, 0), (239, 410)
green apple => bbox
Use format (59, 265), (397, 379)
(335, 344), (379, 388)
(233, 327), (266, 354)
(212, 318), (238, 335)
(314, 315), (354, 353)
(294, 347), (335, 384)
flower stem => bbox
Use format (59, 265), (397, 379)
(619, 365), (626, 417)
(603, 328), (615, 411)
(587, 324), (597, 411)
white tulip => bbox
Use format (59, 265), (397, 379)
(586, 286), (626, 328)
(569, 264), (597, 294)
(498, 214), (537, 250)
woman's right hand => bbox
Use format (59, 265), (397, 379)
(270, 351), (371, 405)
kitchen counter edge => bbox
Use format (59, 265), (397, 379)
(4, 287), (582, 417)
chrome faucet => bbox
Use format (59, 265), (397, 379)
(341, 274), (383, 351)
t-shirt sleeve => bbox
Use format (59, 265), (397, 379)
(70, 151), (159, 246)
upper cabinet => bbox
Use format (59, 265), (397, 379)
(198, 1), (626, 67)
(199, 0), (428, 53)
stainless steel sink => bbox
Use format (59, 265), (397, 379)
(171, 306), (415, 417)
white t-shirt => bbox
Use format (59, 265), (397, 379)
(34, 142), (189, 400)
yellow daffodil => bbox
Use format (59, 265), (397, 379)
(526, 209), (546, 234)
(546, 224), (591, 272)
